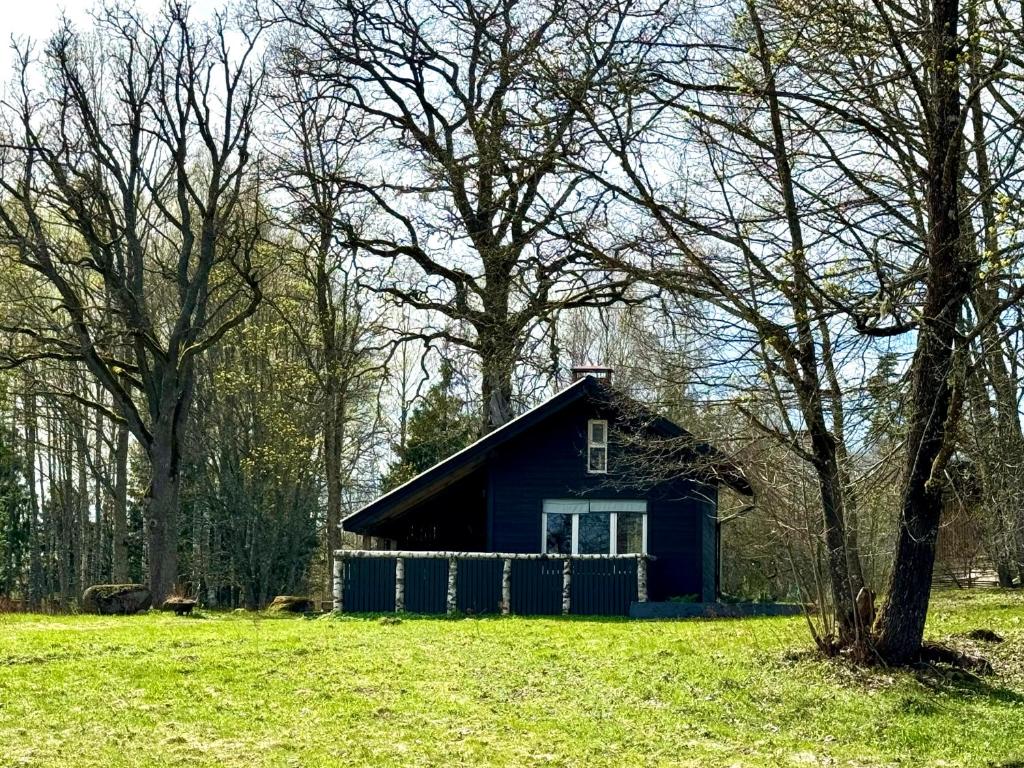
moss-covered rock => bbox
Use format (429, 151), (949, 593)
(82, 584), (152, 615)
(267, 595), (314, 613)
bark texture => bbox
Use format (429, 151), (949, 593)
(874, 0), (971, 664)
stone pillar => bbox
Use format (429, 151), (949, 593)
(446, 557), (458, 615)
(394, 557), (405, 613)
(333, 554), (345, 612)
(501, 558), (512, 615)
(561, 558), (572, 615)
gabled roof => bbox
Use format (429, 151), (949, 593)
(342, 375), (751, 534)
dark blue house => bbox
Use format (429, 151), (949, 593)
(337, 370), (751, 615)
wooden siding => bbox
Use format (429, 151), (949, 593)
(456, 559), (504, 614)
(646, 493), (704, 601)
(570, 558), (638, 615)
(701, 485), (719, 602)
(404, 558), (449, 613)
(488, 398), (715, 601)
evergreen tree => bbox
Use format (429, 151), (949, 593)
(0, 428), (31, 599)
(865, 352), (906, 447)
(382, 366), (476, 491)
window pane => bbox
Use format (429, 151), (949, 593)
(616, 513), (644, 554)
(589, 446), (607, 472)
(590, 421), (606, 444)
(579, 512), (611, 554)
(545, 513), (572, 555)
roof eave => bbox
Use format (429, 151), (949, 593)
(342, 377), (597, 532)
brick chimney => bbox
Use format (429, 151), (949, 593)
(571, 365), (614, 384)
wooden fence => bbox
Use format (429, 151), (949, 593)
(333, 550), (652, 616)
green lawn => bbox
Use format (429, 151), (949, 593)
(1, 590), (1022, 767)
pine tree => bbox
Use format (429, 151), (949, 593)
(382, 365), (476, 491)
(0, 428), (31, 599)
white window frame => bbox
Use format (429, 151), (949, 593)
(587, 419), (608, 474)
(542, 499), (647, 555)
(611, 510), (648, 556)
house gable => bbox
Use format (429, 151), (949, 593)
(342, 376), (597, 535)
(485, 394), (720, 599)
(342, 375), (748, 599)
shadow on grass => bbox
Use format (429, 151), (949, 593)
(782, 635), (1024, 712)
(913, 664), (1024, 707)
(324, 610), (644, 624)
(320, 609), (802, 624)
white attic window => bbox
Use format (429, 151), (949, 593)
(587, 419), (608, 474)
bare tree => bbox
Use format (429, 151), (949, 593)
(268, 66), (387, 589)
(958, 0), (1024, 588)
(0, 6), (266, 602)
(785, 0), (1015, 664)
(266, 0), (647, 431)
(576, 0), (871, 645)
(594, 0), (1024, 661)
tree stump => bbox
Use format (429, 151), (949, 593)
(161, 597), (198, 616)
(267, 596), (314, 613)
(856, 587), (876, 629)
(82, 584), (152, 615)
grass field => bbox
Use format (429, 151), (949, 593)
(1, 590), (1022, 768)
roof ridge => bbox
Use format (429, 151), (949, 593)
(342, 374), (751, 534)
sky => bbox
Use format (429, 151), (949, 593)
(0, 0), (229, 80)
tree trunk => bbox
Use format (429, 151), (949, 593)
(23, 393), (43, 608)
(818, 319), (867, 598)
(146, 432), (180, 604)
(842, 494), (867, 597)
(75, 423), (90, 591)
(55, 413), (73, 607)
(479, 329), (516, 433)
(481, 366), (513, 433)
(996, 560), (1015, 588)
(323, 389), (345, 592)
(1014, 530), (1024, 587)
(809, 429), (858, 642)
(111, 421), (129, 583)
(874, 0), (968, 664)
(92, 406), (105, 585)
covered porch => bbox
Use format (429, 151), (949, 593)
(347, 465), (489, 551)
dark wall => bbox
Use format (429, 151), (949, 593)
(647, 484), (714, 601)
(701, 484), (719, 603)
(487, 397), (717, 600)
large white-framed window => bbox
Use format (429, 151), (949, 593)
(587, 419), (608, 473)
(542, 499), (647, 555)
